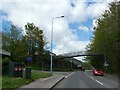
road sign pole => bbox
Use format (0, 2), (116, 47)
(106, 66), (107, 71)
(104, 48), (107, 64)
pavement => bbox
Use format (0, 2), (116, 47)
(15, 70), (119, 89)
(53, 71), (119, 89)
(16, 71), (72, 90)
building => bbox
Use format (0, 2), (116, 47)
(0, 49), (11, 58)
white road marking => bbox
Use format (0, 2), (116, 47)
(86, 71), (104, 86)
(65, 76), (68, 78)
(96, 80), (103, 85)
(90, 76), (94, 79)
(65, 72), (75, 78)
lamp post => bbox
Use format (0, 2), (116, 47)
(50, 16), (64, 75)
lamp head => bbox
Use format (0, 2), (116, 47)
(61, 16), (64, 18)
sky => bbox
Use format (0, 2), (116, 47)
(0, 0), (117, 62)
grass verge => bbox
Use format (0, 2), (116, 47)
(31, 71), (51, 79)
(2, 71), (51, 90)
(0, 77), (2, 90)
(105, 72), (120, 78)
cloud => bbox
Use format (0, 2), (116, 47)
(53, 40), (90, 55)
(86, 2), (109, 18)
(1, 0), (112, 55)
(79, 26), (89, 32)
(68, 1), (88, 23)
(91, 19), (98, 30)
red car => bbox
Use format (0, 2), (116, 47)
(93, 69), (104, 76)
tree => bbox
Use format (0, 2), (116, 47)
(2, 24), (27, 62)
(25, 23), (45, 65)
(86, 2), (119, 73)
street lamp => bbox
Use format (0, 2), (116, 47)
(50, 16), (64, 75)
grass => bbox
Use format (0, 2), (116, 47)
(31, 71), (51, 79)
(30, 65), (41, 70)
(2, 71), (51, 89)
(106, 72), (120, 78)
(52, 68), (73, 72)
(2, 77), (30, 89)
(0, 77), (2, 90)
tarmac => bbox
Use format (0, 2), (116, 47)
(16, 71), (72, 90)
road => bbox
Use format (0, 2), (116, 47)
(53, 70), (119, 88)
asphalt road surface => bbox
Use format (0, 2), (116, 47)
(53, 70), (119, 88)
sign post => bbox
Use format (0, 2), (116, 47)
(25, 57), (32, 65)
(104, 62), (109, 71)
(104, 63), (109, 67)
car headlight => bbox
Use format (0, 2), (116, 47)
(95, 71), (97, 73)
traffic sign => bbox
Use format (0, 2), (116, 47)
(25, 57), (32, 61)
(104, 63), (109, 66)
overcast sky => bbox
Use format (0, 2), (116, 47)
(0, 0), (118, 61)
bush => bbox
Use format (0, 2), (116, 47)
(29, 65), (40, 70)
(2, 58), (11, 75)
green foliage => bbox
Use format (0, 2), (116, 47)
(2, 22), (78, 72)
(2, 22), (46, 66)
(25, 22), (46, 65)
(30, 65), (40, 70)
(25, 22), (44, 52)
(2, 58), (11, 75)
(86, 2), (119, 73)
(31, 71), (51, 79)
(0, 77), (1, 89)
(81, 62), (93, 70)
(2, 77), (30, 89)
(52, 68), (72, 72)
(2, 71), (51, 89)
(2, 58), (11, 64)
(2, 24), (27, 62)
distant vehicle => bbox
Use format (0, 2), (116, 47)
(80, 67), (85, 71)
(93, 69), (104, 76)
(82, 68), (85, 71)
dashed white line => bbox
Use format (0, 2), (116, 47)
(86, 72), (104, 86)
(96, 80), (103, 85)
(90, 76), (94, 79)
(99, 77), (103, 78)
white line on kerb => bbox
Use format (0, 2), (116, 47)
(65, 72), (75, 78)
(43, 76), (53, 81)
(43, 78), (49, 81)
(96, 80), (103, 85)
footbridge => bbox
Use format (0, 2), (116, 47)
(57, 51), (103, 59)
